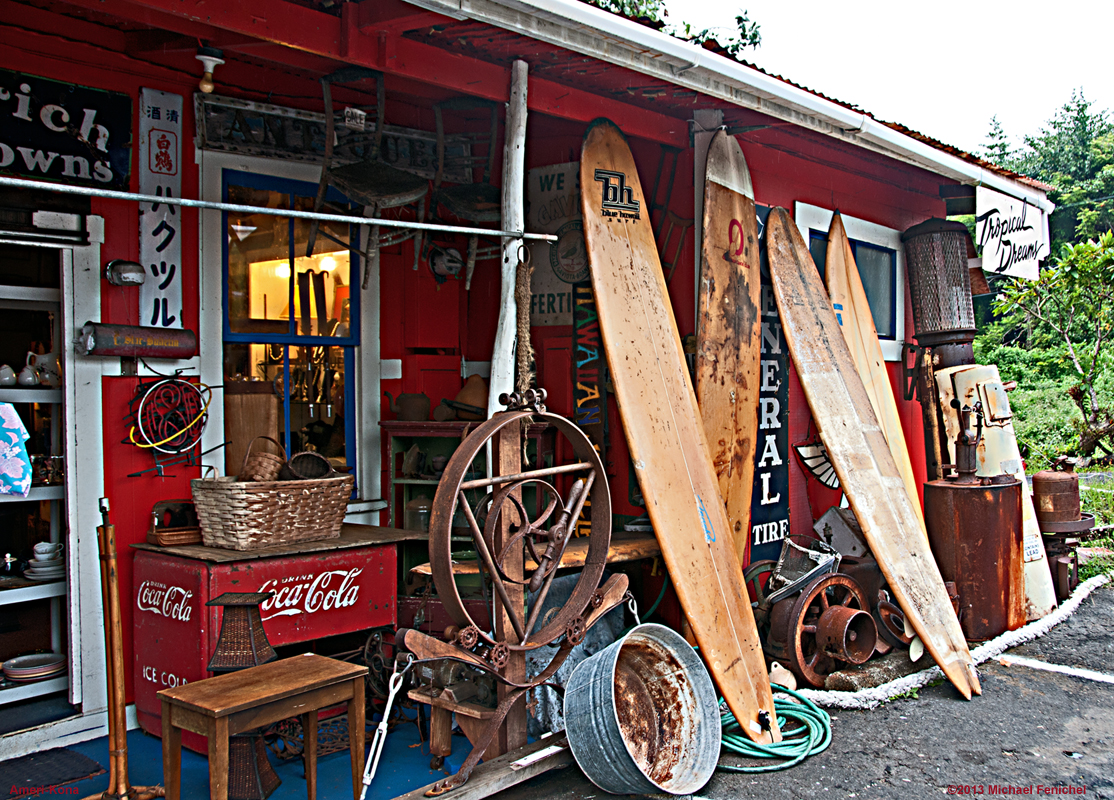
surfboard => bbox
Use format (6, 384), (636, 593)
(824, 212), (926, 532)
(697, 129), (762, 566)
(581, 119), (780, 743)
(765, 207), (980, 699)
(934, 364), (1058, 620)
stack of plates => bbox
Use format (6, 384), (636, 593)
(3, 653), (66, 683)
(23, 553), (65, 582)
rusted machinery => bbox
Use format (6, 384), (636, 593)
(744, 535), (893, 688)
(395, 389), (628, 794)
(1033, 458), (1093, 601)
(924, 402), (1025, 640)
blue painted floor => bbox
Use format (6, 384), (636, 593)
(66, 714), (473, 800)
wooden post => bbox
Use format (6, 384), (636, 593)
(487, 59), (529, 420)
(494, 420), (527, 755)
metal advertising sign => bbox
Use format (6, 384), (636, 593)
(571, 281), (608, 537)
(748, 205), (791, 565)
(139, 88), (184, 328)
(0, 68), (132, 189)
(975, 186), (1049, 282)
(527, 162), (585, 326)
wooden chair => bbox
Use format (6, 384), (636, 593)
(307, 67), (428, 285)
(431, 97), (502, 289)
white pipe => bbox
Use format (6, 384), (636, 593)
(411, 0), (1054, 214)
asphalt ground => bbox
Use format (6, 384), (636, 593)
(498, 583), (1114, 800)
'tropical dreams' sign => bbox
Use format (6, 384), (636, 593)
(0, 69), (132, 189)
(975, 186), (1049, 282)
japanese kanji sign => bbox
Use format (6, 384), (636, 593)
(139, 88), (183, 329)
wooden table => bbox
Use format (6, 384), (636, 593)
(158, 654), (368, 800)
(408, 531), (660, 576)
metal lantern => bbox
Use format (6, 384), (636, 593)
(901, 219), (976, 347)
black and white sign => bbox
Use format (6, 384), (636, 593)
(139, 88), (183, 329)
(975, 186), (1049, 281)
(0, 69), (132, 189)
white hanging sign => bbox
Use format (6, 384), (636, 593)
(974, 186), (1049, 282)
(138, 88), (184, 328)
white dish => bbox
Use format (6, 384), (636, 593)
(28, 557), (63, 568)
(4, 653), (65, 672)
(24, 572), (65, 582)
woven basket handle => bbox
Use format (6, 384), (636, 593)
(239, 435), (288, 475)
(201, 464), (221, 479)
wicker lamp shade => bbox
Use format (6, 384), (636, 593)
(206, 592), (278, 673)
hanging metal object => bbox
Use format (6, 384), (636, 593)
(901, 218), (977, 348)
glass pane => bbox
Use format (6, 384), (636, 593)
(227, 185), (291, 336)
(853, 244), (895, 339)
(808, 231), (827, 280)
(292, 195), (353, 338)
(223, 343), (351, 474)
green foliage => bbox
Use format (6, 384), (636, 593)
(991, 231), (1114, 466)
(584, 1), (762, 54)
(979, 115), (1017, 169)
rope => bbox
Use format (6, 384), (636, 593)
(717, 684), (832, 772)
(514, 245), (535, 394)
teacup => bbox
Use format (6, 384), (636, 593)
(0, 364), (15, 386)
(18, 365), (39, 386)
(33, 542), (62, 557)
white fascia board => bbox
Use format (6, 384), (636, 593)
(407, 0), (1053, 213)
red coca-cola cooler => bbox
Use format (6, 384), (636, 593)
(133, 528), (397, 751)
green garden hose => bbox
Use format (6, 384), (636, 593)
(716, 684), (832, 772)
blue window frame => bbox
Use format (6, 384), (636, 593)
(808, 230), (898, 341)
(221, 170), (361, 484)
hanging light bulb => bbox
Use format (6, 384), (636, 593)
(196, 47), (225, 94)
(320, 256), (337, 272)
(275, 263), (291, 279)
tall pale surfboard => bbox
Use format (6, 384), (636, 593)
(581, 119), (780, 742)
(824, 212), (926, 532)
(766, 207), (980, 700)
(697, 129), (762, 566)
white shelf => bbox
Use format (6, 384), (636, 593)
(0, 388), (62, 404)
(0, 675), (68, 707)
(0, 580), (66, 607)
(0, 286), (62, 311)
(0, 486), (65, 504)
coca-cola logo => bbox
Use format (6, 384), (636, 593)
(258, 568), (362, 621)
(137, 580), (194, 622)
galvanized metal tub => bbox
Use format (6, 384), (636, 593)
(563, 623), (719, 795)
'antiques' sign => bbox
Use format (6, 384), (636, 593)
(975, 186), (1049, 282)
(0, 69), (132, 189)
(139, 88), (184, 328)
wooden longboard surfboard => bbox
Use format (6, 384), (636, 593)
(697, 130), (762, 566)
(935, 364), (1058, 620)
(824, 213), (926, 532)
(766, 207), (980, 700)
(581, 119), (780, 743)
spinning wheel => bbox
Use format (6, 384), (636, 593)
(396, 390), (628, 794)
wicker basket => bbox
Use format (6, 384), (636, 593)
(239, 436), (287, 482)
(191, 472), (353, 551)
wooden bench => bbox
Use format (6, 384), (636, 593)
(158, 654), (367, 800)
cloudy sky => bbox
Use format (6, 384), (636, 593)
(674, 0), (1114, 156)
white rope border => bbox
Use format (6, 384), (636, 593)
(795, 573), (1111, 710)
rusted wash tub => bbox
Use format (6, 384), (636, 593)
(563, 623), (719, 795)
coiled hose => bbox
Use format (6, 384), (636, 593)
(717, 685), (833, 772)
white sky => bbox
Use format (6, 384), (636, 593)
(673, 0), (1114, 156)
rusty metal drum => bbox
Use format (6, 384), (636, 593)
(1032, 465), (1081, 524)
(924, 477), (1025, 641)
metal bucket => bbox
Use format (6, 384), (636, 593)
(563, 623), (719, 795)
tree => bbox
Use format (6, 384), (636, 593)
(979, 115), (1017, 169)
(586, 1), (762, 54)
(994, 231), (1114, 464)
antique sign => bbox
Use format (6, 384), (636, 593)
(749, 205), (791, 564)
(975, 186), (1049, 281)
(0, 68), (132, 189)
(139, 88), (184, 328)
(528, 162), (585, 326)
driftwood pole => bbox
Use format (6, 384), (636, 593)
(487, 59), (529, 420)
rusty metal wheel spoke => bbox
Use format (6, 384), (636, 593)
(786, 572), (873, 688)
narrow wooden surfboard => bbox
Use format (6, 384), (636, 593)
(766, 207), (980, 700)
(581, 119), (780, 742)
(697, 129), (762, 566)
(824, 212), (926, 532)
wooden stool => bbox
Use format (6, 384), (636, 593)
(158, 654), (367, 800)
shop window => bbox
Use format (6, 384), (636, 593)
(222, 172), (360, 484)
(795, 203), (905, 361)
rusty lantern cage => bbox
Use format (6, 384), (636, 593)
(901, 219), (976, 347)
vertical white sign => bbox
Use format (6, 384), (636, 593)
(527, 162), (584, 326)
(974, 186), (1049, 282)
(139, 88), (183, 328)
